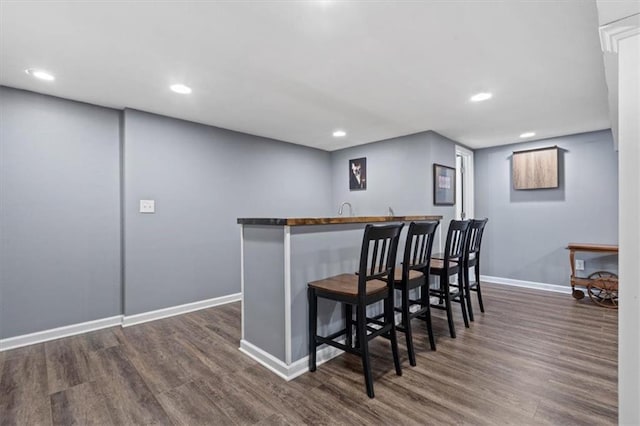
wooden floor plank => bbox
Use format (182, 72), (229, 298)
(45, 336), (97, 395)
(0, 283), (618, 425)
(118, 326), (193, 395)
(50, 381), (115, 425)
(89, 346), (172, 425)
(155, 380), (233, 426)
(0, 344), (52, 426)
(192, 375), (282, 424)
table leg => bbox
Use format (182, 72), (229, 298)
(569, 249), (576, 292)
(569, 249), (584, 299)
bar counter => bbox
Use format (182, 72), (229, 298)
(238, 215), (443, 226)
(238, 215), (442, 380)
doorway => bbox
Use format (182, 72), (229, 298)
(455, 145), (474, 220)
(455, 145), (475, 282)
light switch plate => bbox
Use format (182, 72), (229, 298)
(575, 259), (585, 271)
(140, 199), (155, 213)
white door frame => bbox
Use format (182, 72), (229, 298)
(455, 145), (475, 220)
(599, 14), (640, 423)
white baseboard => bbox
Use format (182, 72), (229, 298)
(0, 315), (123, 352)
(481, 275), (572, 294)
(239, 339), (344, 381)
(122, 292), (242, 327)
(1, 292), (242, 352)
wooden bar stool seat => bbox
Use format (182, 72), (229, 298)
(308, 223), (404, 398)
(429, 258), (458, 270)
(309, 274), (387, 297)
(359, 268), (424, 282)
(392, 268), (425, 282)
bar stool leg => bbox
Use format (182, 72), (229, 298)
(464, 266), (474, 322)
(421, 287), (436, 350)
(345, 304), (353, 348)
(402, 287), (416, 366)
(357, 304), (374, 398)
(354, 309), (360, 349)
(475, 263), (485, 312)
(387, 294), (402, 376)
(443, 274), (456, 338)
(459, 271), (470, 328)
(308, 287), (317, 372)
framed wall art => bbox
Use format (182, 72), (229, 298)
(433, 163), (455, 205)
(349, 157), (367, 191)
(512, 146), (559, 190)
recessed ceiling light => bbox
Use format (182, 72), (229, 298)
(520, 132), (536, 138)
(170, 84), (192, 94)
(25, 68), (55, 81)
(333, 130), (346, 137)
(470, 92), (492, 102)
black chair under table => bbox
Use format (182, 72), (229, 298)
(429, 219), (470, 338)
(392, 220), (439, 366)
(308, 223), (403, 398)
(462, 218), (489, 321)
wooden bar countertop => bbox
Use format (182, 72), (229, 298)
(237, 215), (442, 226)
(566, 243), (619, 253)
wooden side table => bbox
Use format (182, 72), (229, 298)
(566, 243), (619, 308)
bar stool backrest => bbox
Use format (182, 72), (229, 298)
(465, 218), (489, 262)
(402, 221), (440, 279)
(443, 220), (470, 266)
(358, 223), (404, 298)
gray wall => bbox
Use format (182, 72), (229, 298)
(0, 87), (121, 338)
(6, 85), (614, 341)
(474, 130), (618, 286)
(330, 130), (456, 225)
(123, 109), (332, 315)
(0, 88), (333, 338)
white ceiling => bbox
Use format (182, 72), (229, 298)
(0, 1), (611, 151)
(596, 0), (640, 25)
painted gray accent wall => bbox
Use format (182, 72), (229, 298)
(0, 87), (121, 338)
(330, 131), (456, 227)
(123, 109), (332, 315)
(474, 130), (618, 286)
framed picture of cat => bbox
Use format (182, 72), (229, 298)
(349, 157), (367, 191)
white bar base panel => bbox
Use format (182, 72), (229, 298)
(0, 315), (123, 351)
(240, 339), (345, 382)
(122, 292), (242, 327)
(480, 275), (572, 294)
(1, 292), (242, 352)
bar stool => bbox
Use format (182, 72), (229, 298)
(463, 218), (489, 321)
(393, 221), (439, 366)
(429, 219), (470, 338)
(308, 223), (404, 398)
(434, 218), (489, 322)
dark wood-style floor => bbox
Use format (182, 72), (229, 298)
(1, 283), (617, 425)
